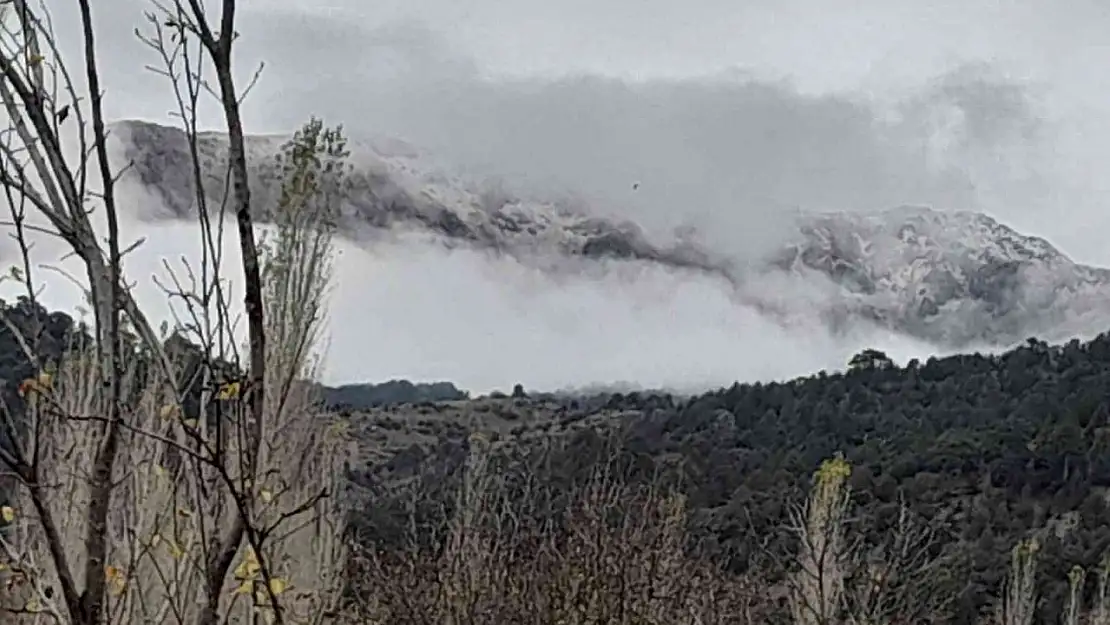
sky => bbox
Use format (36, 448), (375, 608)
(15, 0), (1110, 392)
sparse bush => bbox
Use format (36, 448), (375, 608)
(341, 445), (1110, 625)
(346, 434), (755, 625)
(0, 4), (351, 623)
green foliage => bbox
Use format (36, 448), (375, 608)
(16, 279), (1110, 622)
(353, 332), (1110, 624)
(848, 348), (893, 370)
(322, 380), (466, 410)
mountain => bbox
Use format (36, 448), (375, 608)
(765, 206), (1110, 346)
(111, 119), (1110, 349)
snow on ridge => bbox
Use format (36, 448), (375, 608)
(109, 119), (1110, 349)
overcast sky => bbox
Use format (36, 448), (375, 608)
(78, 0), (1110, 92)
(58, 0), (1110, 261)
(25, 0), (1110, 391)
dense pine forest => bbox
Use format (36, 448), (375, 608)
(345, 334), (1110, 623)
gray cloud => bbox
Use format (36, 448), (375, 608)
(19, 0), (1110, 392)
(234, 19), (1051, 266)
(55, 1), (1099, 257)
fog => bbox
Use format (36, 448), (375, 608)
(13, 1), (1110, 393)
(0, 194), (940, 394)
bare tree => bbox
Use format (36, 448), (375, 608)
(787, 454), (853, 625)
(1061, 565), (1085, 625)
(769, 457), (963, 625)
(349, 434), (751, 625)
(0, 2), (350, 624)
(1000, 538), (1039, 625)
(134, 4), (271, 620)
(843, 500), (961, 625)
(1093, 553), (1110, 625)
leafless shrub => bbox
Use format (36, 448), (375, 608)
(347, 434), (755, 625)
(843, 499), (962, 624)
(1000, 538), (1039, 625)
(0, 2), (351, 623)
(788, 455), (853, 625)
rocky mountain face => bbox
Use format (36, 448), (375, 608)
(112, 119), (1110, 349)
(766, 207), (1110, 346)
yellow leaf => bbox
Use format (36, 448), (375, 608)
(25, 598), (41, 613)
(268, 577), (288, 595)
(259, 489), (273, 504)
(105, 564), (126, 595)
(27, 54), (44, 66)
(167, 541), (185, 560)
(233, 580), (252, 595)
(217, 381), (241, 400)
(159, 404), (180, 419)
(234, 547), (260, 580)
(37, 372), (51, 389)
(1, 506), (14, 522)
(234, 559), (260, 580)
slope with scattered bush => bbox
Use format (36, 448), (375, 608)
(8, 292), (1110, 622)
(346, 334), (1110, 624)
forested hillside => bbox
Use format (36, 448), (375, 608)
(347, 335), (1110, 623)
(6, 295), (1110, 622)
(323, 379), (468, 409)
(0, 295), (463, 413)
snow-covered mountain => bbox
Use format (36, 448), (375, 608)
(765, 207), (1110, 346)
(111, 119), (1110, 349)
